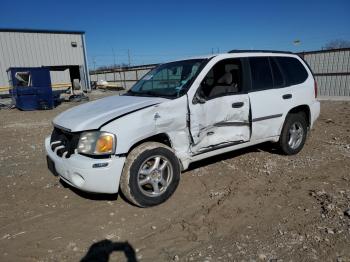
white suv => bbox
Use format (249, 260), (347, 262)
(45, 51), (320, 207)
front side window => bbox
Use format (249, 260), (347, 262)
(249, 57), (273, 91)
(199, 58), (243, 99)
(127, 59), (205, 98)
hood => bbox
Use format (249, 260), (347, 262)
(53, 95), (167, 132)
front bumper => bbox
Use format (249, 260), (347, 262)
(45, 136), (125, 194)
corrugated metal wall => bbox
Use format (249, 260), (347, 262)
(301, 48), (350, 96)
(0, 31), (87, 88)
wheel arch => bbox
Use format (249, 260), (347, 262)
(287, 104), (311, 127)
(124, 133), (189, 171)
(278, 104), (311, 136)
(127, 133), (172, 152)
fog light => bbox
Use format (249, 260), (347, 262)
(71, 173), (85, 187)
(92, 162), (109, 168)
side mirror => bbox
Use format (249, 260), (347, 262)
(193, 91), (206, 104)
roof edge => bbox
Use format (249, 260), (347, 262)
(228, 49), (294, 54)
(0, 28), (85, 35)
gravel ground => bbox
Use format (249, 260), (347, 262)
(0, 92), (349, 262)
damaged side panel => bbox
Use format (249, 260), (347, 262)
(189, 94), (251, 153)
(153, 96), (192, 162)
(101, 105), (160, 154)
(101, 96), (192, 166)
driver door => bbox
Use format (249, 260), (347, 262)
(189, 58), (251, 154)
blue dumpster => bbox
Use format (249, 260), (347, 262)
(7, 67), (54, 110)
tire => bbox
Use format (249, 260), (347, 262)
(278, 113), (308, 155)
(120, 142), (181, 207)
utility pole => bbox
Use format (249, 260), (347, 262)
(127, 49), (131, 67)
(93, 56), (96, 71)
(112, 48), (116, 82)
(92, 56), (97, 82)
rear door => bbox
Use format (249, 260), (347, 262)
(189, 58), (251, 154)
(248, 56), (292, 140)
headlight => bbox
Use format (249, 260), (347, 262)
(77, 131), (116, 155)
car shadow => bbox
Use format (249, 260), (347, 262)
(59, 178), (137, 205)
(186, 142), (281, 172)
(81, 239), (137, 262)
(59, 179), (119, 201)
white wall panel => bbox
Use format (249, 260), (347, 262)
(0, 31), (87, 87)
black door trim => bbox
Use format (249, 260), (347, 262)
(192, 140), (249, 156)
(214, 121), (250, 127)
(252, 113), (283, 122)
(192, 140), (246, 156)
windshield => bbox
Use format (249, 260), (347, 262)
(126, 59), (206, 98)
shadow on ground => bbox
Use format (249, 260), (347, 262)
(81, 239), (137, 262)
(59, 179), (119, 201)
(186, 142), (281, 172)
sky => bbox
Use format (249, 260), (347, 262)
(1, 0), (349, 68)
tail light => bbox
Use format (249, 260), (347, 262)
(314, 80), (318, 98)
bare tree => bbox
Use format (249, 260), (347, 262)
(323, 39), (350, 50)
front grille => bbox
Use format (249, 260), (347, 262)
(50, 127), (80, 158)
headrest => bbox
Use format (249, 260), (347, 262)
(217, 72), (232, 85)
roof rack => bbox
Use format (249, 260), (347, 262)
(228, 49), (294, 54)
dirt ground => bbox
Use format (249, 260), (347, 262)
(0, 92), (349, 262)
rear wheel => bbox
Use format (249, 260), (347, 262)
(278, 113), (308, 155)
(120, 142), (180, 207)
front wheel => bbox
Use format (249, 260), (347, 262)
(120, 142), (180, 207)
(278, 113), (308, 155)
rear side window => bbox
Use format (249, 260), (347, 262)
(249, 57), (273, 90)
(270, 58), (285, 88)
(276, 57), (308, 86)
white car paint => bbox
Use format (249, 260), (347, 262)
(46, 52), (320, 194)
(45, 137), (125, 193)
(53, 95), (167, 132)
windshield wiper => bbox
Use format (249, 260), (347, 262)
(125, 89), (176, 98)
(124, 90), (139, 96)
(142, 90), (177, 98)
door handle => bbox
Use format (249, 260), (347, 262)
(282, 94), (292, 99)
(232, 102), (244, 108)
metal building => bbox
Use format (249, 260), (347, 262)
(300, 48), (350, 97)
(0, 28), (90, 91)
